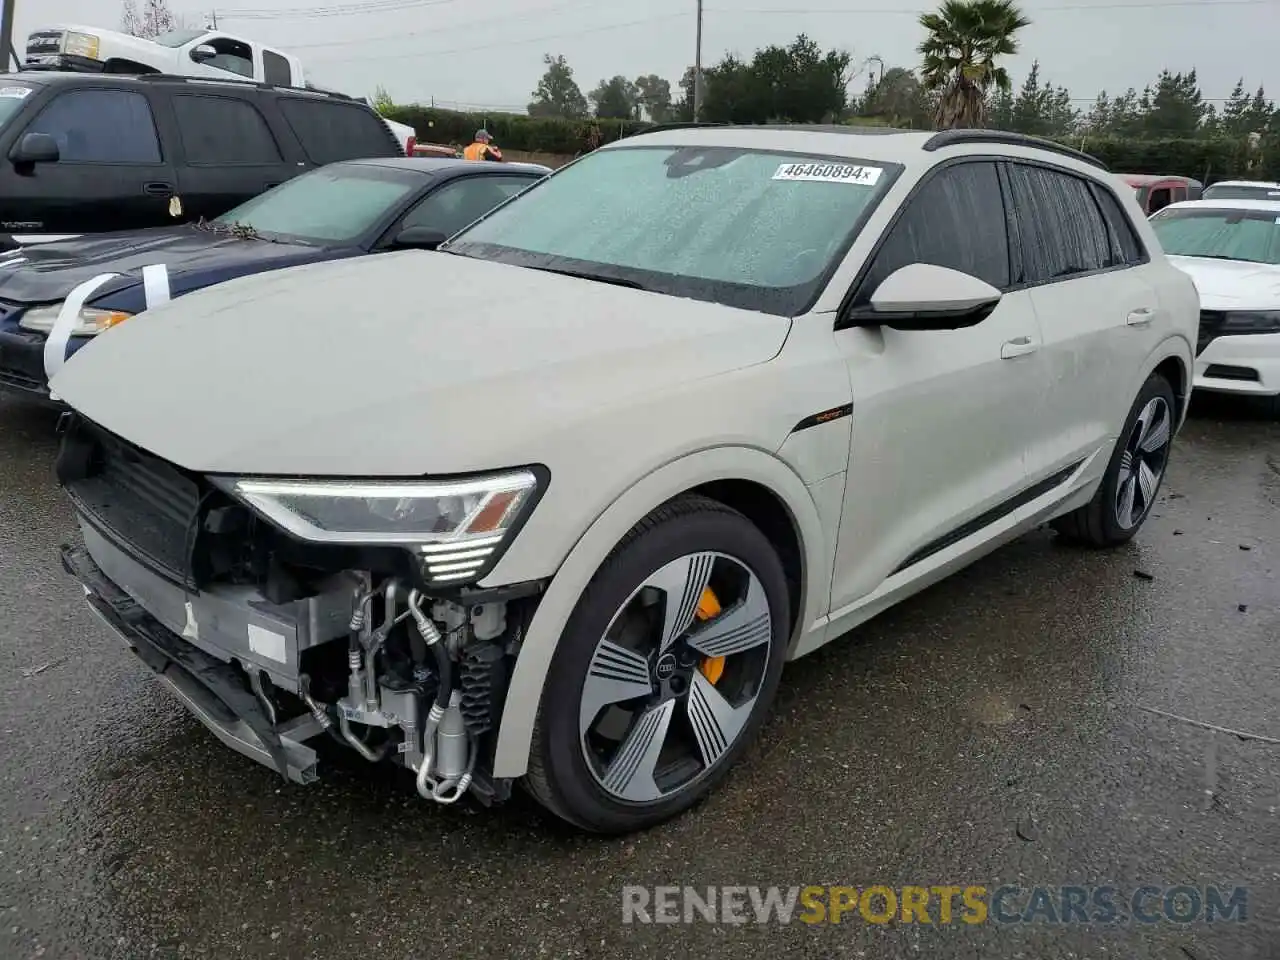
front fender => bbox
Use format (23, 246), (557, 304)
(490, 444), (829, 779)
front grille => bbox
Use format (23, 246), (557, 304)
(59, 418), (205, 589)
(1197, 310), (1227, 356)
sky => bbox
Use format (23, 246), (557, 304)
(14, 0), (1280, 116)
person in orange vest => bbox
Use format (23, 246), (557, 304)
(462, 129), (504, 162)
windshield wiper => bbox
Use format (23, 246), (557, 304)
(523, 264), (647, 290)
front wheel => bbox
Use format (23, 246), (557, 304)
(1052, 371), (1176, 547)
(524, 495), (790, 833)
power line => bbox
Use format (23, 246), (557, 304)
(216, 0), (463, 20)
(312, 12), (690, 63)
(286, 0), (614, 50)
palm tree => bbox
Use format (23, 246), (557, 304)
(918, 0), (1031, 129)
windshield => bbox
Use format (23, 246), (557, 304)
(0, 83), (33, 129)
(151, 29), (208, 47)
(1202, 183), (1280, 202)
(1150, 207), (1280, 265)
(446, 144), (899, 315)
(213, 163), (422, 243)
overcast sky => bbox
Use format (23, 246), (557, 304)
(16, 0), (1279, 115)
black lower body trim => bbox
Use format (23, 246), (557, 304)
(892, 458), (1086, 575)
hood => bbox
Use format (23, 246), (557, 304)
(50, 252), (792, 475)
(0, 227), (331, 305)
(1166, 255), (1280, 311)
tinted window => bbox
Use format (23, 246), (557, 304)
(401, 176), (536, 236)
(263, 50), (292, 86)
(25, 89), (160, 163)
(215, 163), (421, 243)
(858, 161), (1010, 300)
(1005, 163), (1112, 284)
(202, 37), (254, 78)
(1090, 184), (1145, 265)
(1149, 207), (1280, 265)
(448, 145), (899, 316)
(172, 95), (281, 165)
(278, 98), (397, 163)
(1202, 183), (1280, 201)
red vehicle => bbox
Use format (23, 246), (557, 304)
(1119, 174), (1203, 215)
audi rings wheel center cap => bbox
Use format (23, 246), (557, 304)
(654, 654), (678, 682)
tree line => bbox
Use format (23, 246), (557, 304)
(522, 0), (1278, 143)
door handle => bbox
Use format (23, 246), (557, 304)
(1000, 336), (1039, 360)
(1126, 307), (1155, 326)
(143, 181), (175, 197)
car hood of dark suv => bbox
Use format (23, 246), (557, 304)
(49, 250), (793, 476)
(0, 226), (340, 307)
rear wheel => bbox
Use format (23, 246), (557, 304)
(524, 495), (789, 833)
(1052, 372), (1175, 547)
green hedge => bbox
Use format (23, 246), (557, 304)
(384, 104), (1280, 179)
(382, 105), (650, 154)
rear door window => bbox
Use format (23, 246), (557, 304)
(263, 50), (292, 86)
(1004, 163), (1114, 285)
(857, 160), (1010, 301)
(172, 94), (281, 165)
(277, 98), (397, 163)
(1090, 183), (1146, 266)
(400, 175), (537, 237)
(23, 89), (161, 163)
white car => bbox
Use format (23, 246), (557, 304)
(51, 126), (1198, 833)
(1150, 198), (1280, 415)
(1201, 180), (1280, 203)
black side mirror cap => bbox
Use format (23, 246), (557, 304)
(392, 226), (448, 250)
(10, 132), (59, 165)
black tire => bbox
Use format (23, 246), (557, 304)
(1052, 372), (1176, 547)
(523, 494), (790, 833)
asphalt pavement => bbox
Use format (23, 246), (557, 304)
(1, 393), (1277, 960)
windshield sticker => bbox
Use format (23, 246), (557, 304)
(0, 87), (31, 99)
(773, 162), (882, 186)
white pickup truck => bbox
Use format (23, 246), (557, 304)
(22, 24), (417, 153)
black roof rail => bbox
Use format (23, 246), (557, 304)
(633, 121), (725, 133)
(131, 73), (356, 100)
(922, 129), (1108, 170)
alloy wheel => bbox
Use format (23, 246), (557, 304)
(578, 551), (772, 803)
(1114, 396), (1172, 529)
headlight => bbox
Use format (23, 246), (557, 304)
(19, 304), (133, 336)
(61, 32), (100, 59)
(1220, 310), (1280, 335)
(213, 470), (541, 584)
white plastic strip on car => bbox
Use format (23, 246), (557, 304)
(142, 263), (171, 308)
(44, 273), (121, 397)
(11, 234), (80, 245)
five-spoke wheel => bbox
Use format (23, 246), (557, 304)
(525, 496), (789, 833)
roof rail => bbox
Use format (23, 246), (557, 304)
(922, 129), (1107, 170)
(131, 73), (355, 100)
(634, 121), (725, 133)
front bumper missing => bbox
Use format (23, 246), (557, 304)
(61, 543), (323, 785)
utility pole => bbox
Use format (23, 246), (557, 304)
(0, 0), (16, 75)
(692, 0), (703, 121)
(210, 10), (218, 28)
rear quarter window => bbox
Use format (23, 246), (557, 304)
(277, 97), (398, 164)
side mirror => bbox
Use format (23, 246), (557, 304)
(850, 263), (1002, 331)
(392, 226), (447, 251)
(191, 43), (217, 63)
(10, 132), (60, 165)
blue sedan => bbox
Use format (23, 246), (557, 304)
(0, 157), (549, 402)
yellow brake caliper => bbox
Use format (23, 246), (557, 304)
(694, 587), (725, 684)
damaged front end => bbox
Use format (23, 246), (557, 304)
(56, 414), (546, 805)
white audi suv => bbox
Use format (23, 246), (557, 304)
(51, 124), (1199, 833)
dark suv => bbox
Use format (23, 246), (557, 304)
(0, 71), (403, 243)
